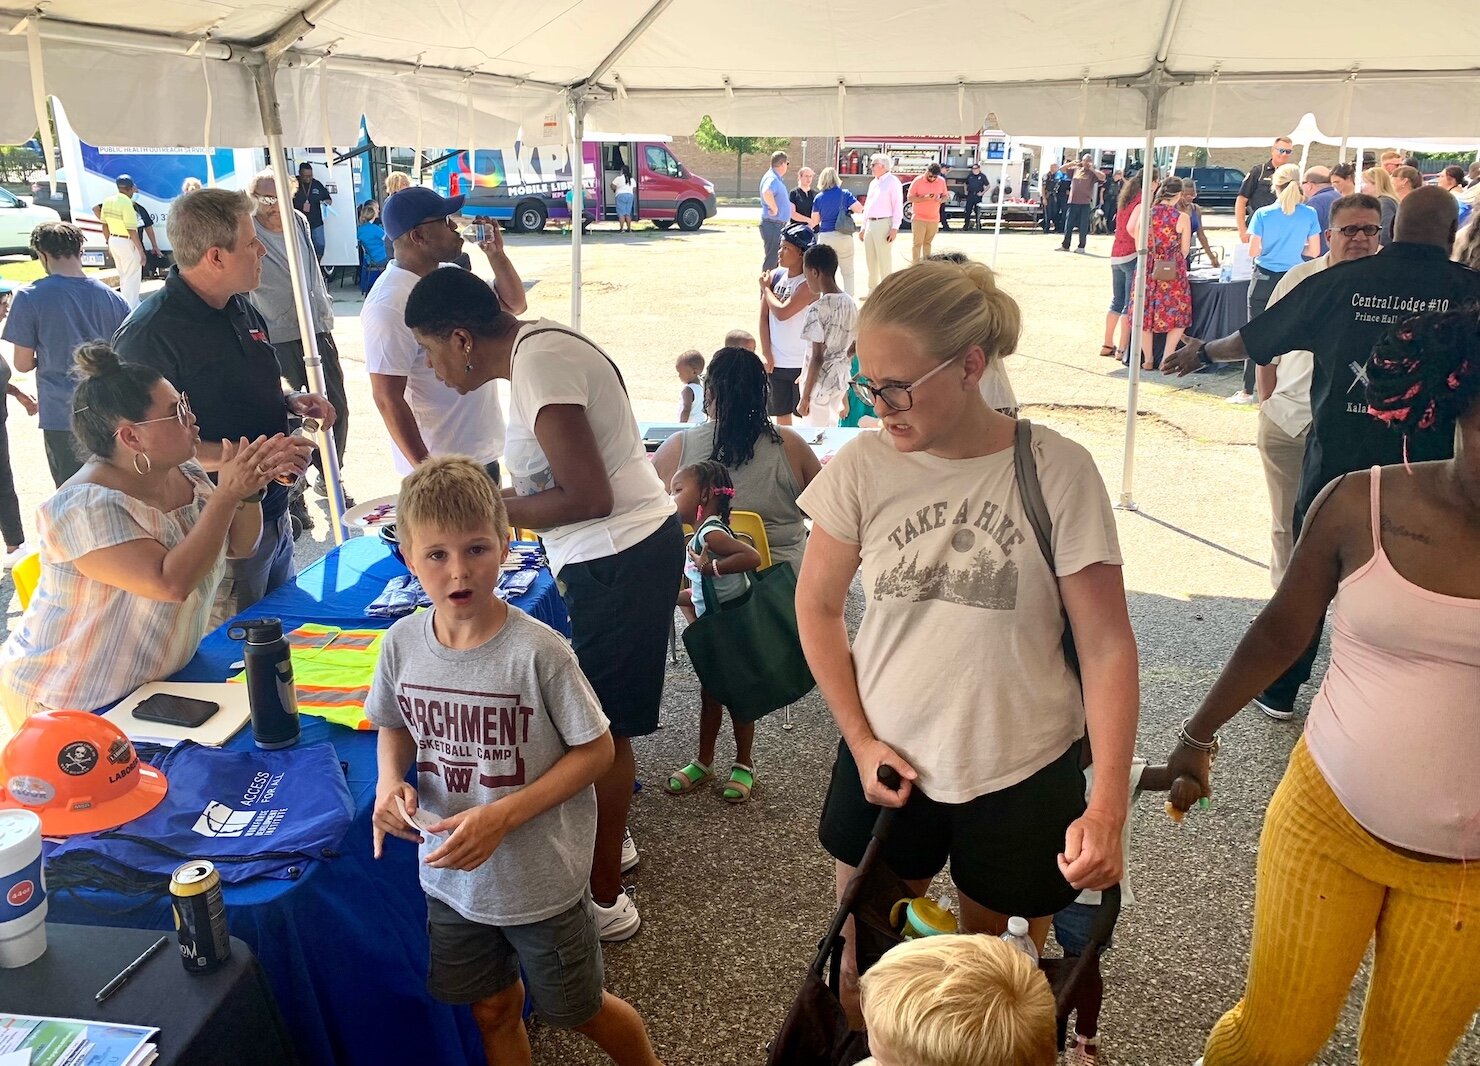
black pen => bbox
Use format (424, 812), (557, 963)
(95, 935), (169, 1003)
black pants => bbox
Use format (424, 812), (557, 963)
(1244, 266), (1287, 393)
(274, 332), (348, 470)
(1259, 492), (1323, 708)
(964, 195), (981, 229)
(43, 429), (85, 488)
(1062, 203), (1093, 248)
(0, 411), (25, 548)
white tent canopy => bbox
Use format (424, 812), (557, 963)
(2, 1), (1479, 148)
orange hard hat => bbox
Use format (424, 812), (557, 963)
(0, 711), (168, 836)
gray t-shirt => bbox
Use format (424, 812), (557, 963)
(250, 214), (334, 343)
(365, 607), (609, 925)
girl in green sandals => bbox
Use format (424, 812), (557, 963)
(665, 460), (764, 802)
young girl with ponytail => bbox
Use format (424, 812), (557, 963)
(1169, 307), (1480, 1064)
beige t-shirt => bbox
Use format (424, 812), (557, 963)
(798, 427), (1122, 802)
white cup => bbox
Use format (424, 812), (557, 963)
(0, 808), (47, 967)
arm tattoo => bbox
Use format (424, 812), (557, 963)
(1380, 515), (1432, 545)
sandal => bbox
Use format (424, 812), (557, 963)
(663, 761), (713, 795)
(1098, 344), (1118, 358)
(1069, 1035), (1100, 1063)
(722, 764), (756, 804)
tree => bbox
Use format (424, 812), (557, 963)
(693, 115), (790, 197)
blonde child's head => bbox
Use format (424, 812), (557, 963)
(676, 349), (706, 383)
(397, 455), (509, 553)
(724, 329), (757, 352)
(859, 934), (1056, 1066)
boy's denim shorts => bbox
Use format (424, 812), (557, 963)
(1052, 899), (1113, 956)
(426, 892), (604, 1029)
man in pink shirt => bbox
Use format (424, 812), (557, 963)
(908, 162), (949, 262)
(861, 154), (903, 292)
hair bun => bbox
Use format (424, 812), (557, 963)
(73, 340), (124, 380)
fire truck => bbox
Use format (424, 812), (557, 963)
(835, 130), (1035, 228)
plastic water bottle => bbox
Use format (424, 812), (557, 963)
(1219, 260), (1232, 283)
(1000, 916), (1038, 961)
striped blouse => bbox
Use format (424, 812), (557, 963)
(0, 461), (226, 730)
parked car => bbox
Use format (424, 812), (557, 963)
(0, 186), (60, 257)
(1173, 166), (1245, 212)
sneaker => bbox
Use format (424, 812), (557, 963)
(1227, 390), (1257, 405)
(620, 827), (639, 873)
(1253, 694), (1296, 720)
(2, 544), (29, 570)
(1055, 244), (1071, 251)
(593, 891), (641, 942)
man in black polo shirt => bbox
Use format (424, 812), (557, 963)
(963, 163), (988, 230)
(1164, 186), (1480, 716)
(114, 188), (332, 612)
(293, 162), (333, 261)
(1236, 137), (1294, 244)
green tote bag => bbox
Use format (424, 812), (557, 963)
(681, 561), (816, 723)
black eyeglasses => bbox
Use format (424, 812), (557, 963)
(1333, 224), (1381, 238)
(850, 353), (963, 412)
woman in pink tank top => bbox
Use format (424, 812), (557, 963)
(1166, 309), (1480, 1065)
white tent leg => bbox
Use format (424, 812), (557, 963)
(249, 54), (347, 544)
(990, 144), (1008, 269)
(568, 90), (586, 331)
(1117, 128), (1158, 512)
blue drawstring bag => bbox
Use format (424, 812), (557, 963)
(47, 741), (352, 887)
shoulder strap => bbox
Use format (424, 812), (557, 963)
(1013, 420), (1081, 681)
(513, 325), (628, 395)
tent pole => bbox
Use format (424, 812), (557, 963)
(249, 53), (347, 544)
(990, 139), (1008, 269)
(569, 90), (586, 331)
(1118, 128), (1158, 511)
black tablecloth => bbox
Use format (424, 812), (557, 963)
(1189, 276), (1251, 340)
(0, 923), (297, 1066)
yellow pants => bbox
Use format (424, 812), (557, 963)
(1205, 738), (1480, 1065)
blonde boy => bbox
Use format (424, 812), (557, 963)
(859, 935), (1056, 1066)
(369, 457), (661, 1066)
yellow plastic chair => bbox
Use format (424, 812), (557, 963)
(11, 550), (40, 610)
(727, 511), (772, 570)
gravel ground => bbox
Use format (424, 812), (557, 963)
(3, 213), (1475, 1065)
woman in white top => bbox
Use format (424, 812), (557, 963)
(405, 266), (682, 943)
(795, 260), (1139, 1025)
(0, 343), (293, 736)
(612, 165), (636, 233)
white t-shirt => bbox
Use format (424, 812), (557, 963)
(1074, 758), (1146, 907)
(360, 263), (505, 474)
(680, 381), (706, 423)
(506, 320), (675, 574)
(798, 426), (1122, 802)
(767, 268), (810, 370)
(800, 291), (860, 407)
(612, 175), (634, 194)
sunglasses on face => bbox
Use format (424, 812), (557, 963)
(256, 195), (279, 206)
(1333, 224), (1381, 238)
(126, 393), (193, 431)
(1274, 148), (1293, 155)
(850, 352), (964, 412)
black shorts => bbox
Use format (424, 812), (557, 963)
(557, 514), (684, 738)
(819, 739), (1086, 918)
(767, 368), (802, 416)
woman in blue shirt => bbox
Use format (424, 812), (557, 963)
(356, 201), (388, 268)
(1241, 164), (1320, 400)
(809, 167), (865, 297)
(1248, 164), (1321, 315)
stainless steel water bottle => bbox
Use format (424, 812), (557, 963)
(227, 618), (300, 749)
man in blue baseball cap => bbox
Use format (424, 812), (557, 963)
(362, 186), (526, 482)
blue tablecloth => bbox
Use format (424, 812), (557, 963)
(47, 536), (568, 1066)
